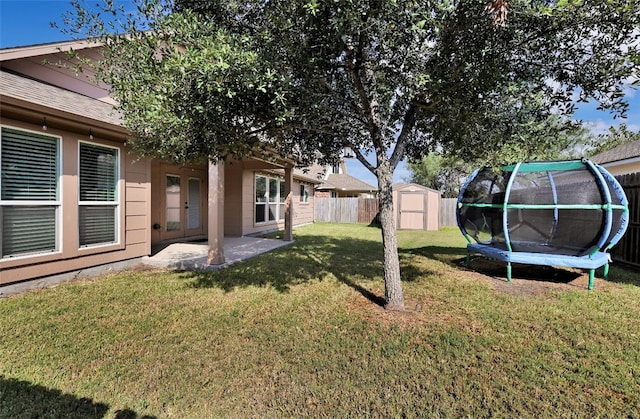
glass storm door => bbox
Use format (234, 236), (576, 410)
(164, 174), (183, 240)
(186, 177), (201, 233)
(163, 171), (205, 240)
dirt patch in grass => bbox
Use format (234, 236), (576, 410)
(346, 255), (611, 326)
(346, 289), (433, 326)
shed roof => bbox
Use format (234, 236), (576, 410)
(392, 182), (440, 194)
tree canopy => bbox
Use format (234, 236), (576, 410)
(407, 113), (592, 197)
(406, 153), (472, 198)
(587, 124), (640, 156)
(65, 0), (640, 309)
(67, 0), (640, 166)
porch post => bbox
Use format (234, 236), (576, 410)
(207, 160), (225, 265)
(284, 165), (294, 241)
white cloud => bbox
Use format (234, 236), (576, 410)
(581, 119), (615, 137)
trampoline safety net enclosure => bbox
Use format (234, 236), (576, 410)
(456, 159), (629, 289)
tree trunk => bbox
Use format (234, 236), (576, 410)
(377, 164), (405, 311)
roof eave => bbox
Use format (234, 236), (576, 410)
(0, 39), (103, 61)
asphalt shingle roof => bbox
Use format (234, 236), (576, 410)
(0, 70), (122, 127)
(317, 173), (377, 192)
(591, 139), (640, 165)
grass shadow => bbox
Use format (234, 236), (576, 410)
(0, 376), (153, 419)
(604, 264), (640, 287)
(335, 275), (386, 307)
(184, 227), (627, 297)
(407, 244), (638, 287)
(0, 376), (108, 419)
(183, 234), (387, 304)
(397, 245), (469, 282)
(185, 226), (633, 298)
(402, 246), (468, 260)
(463, 256), (583, 284)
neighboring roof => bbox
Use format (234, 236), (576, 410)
(293, 163), (326, 184)
(0, 70), (122, 126)
(269, 163), (325, 184)
(591, 139), (640, 165)
(316, 173), (377, 192)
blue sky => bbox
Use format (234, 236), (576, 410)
(1, 0), (638, 187)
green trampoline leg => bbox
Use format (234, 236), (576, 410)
(603, 264), (610, 280)
(466, 253), (471, 268)
(506, 263), (512, 283)
(588, 269), (595, 290)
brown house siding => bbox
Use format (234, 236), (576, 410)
(293, 182), (315, 226)
(124, 154), (151, 255)
(0, 116), (151, 285)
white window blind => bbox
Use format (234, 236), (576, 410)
(1, 127), (60, 258)
(79, 142), (118, 247)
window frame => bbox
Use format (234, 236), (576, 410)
(77, 140), (121, 249)
(254, 173), (286, 225)
(299, 184), (310, 203)
(0, 125), (63, 260)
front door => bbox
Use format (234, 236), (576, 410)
(162, 166), (207, 241)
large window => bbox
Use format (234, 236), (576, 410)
(79, 142), (119, 247)
(1, 127), (60, 258)
(255, 174), (285, 224)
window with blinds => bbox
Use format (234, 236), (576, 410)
(1, 127), (60, 258)
(79, 142), (119, 247)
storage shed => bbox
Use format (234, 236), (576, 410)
(392, 182), (441, 230)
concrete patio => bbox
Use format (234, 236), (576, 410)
(142, 236), (293, 270)
(0, 236), (291, 298)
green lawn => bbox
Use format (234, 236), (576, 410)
(1, 224), (639, 418)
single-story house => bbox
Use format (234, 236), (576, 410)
(0, 40), (321, 286)
(315, 160), (377, 198)
(590, 139), (640, 176)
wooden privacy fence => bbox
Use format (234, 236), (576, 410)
(315, 198), (379, 224)
(440, 198), (458, 227)
(315, 197), (459, 227)
(613, 173), (640, 269)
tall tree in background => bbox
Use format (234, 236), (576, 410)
(65, 0), (639, 310)
(406, 153), (471, 198)
(407, 113), (591, 197)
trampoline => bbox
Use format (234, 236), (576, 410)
(456, 159), (629, 289)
